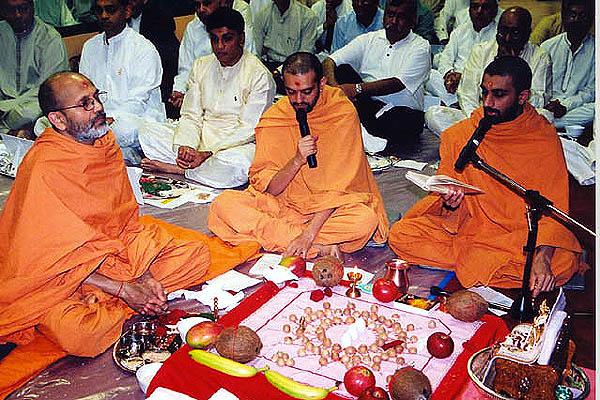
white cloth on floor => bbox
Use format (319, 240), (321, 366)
(361, 123), (387, 154)
(140, 51), (275, 188)
(329, 29), (431, 111)
(173, 15), (256, 94)
(79, 27), (165, 163)
(541, 32), (595, 129)
(424, 105), (465, 137)
(147, 387), (199, 400)
(560, 137), (595, 185)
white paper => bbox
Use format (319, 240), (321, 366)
(168, 286), (244, 310)
(126, 167), (145, 205)
(208, 388), (240, 400)
(393, 159), (428, 171)
(147, 387), (198, 400)
(249, 253), (314, 276)
(206, 270), (262, 292)
(469, 286), (513, 316)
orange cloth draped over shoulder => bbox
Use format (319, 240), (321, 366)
(0, 129), (258, 399)
(208, 85), (389, 257)
(389, 106), (582, 288)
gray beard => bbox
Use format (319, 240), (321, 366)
(76, 123), (109, 143)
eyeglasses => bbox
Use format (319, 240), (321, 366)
(52, 91), (108, 112)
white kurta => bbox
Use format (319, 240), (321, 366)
(433, 0), (468, 41)
(140, 51), (275, 188)
(253, 0), (319, 63)
(0, 17), (67, 134)
(173, 15), (256, 94)
(426, 19), (497, 105)
(329, 30), (431, 111)
(79, 27), (165, 161)
(426, 40), (553, 136)
(541, 33), (595, 129)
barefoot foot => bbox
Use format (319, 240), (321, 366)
(140, 158), (185, 175)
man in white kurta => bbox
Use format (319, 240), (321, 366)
(140, 8), (275, 188)
(324, 0), (430, 154)
(78, 0), (165, 164)
(253, 0), (319, 67)
(426, 7), (552, 136)
(0, 0), (67, 136)
(433, 0), (468, 43)
(426, 0), (498, 106)
(540, 0), (594, 130)
(169, 0), (256, 108)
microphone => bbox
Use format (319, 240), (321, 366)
(295, 109), (317, 168)
(454, 117), (493, 171)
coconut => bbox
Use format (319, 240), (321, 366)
(215, 326), (262, 363)
(389, 367), (432, 400)
(311, 255), (344, 287)
(445, 290), (488, 322)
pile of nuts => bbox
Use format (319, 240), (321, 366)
(272, 301), (439, 372)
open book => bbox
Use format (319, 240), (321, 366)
(405, 171), (483, 194)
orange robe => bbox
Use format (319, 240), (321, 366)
(209, 85), (389, 257)
(389, 105), (582, 288)
(1, 129), (219, 357)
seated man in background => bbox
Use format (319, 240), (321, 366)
(253, 0), (319, 70)
(426, 0), (498, 106)
(426, 6), (552, 137)
(209, 52), (389, 259)
(530, 11), (562, 46)
(541, 0), (594, 130)
(169, 0), (255, 109)
(331, 0), (383, 53)
(389, 56), (582, 296)
(0, 0), (68, 137)
(128, 0), (180, 118)
(324, 0), (431, 154)
(77, 0), (165, 164)
(433, 0), (468, 43)
(413, 0), (436, 43)
(140, 8), (275, 188)
(0, 71), (211, 357)
(311, 0), (353, 54)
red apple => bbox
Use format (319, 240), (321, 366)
(344, 365), (376, 396)
(358, 386), (390, 400)
(426, 332), (454, 359)
(186, 321), (224, 349)
(279, 255), (307, 277)
(372, 278), (400, 303)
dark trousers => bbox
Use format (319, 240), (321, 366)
(336, 65), (424, 154)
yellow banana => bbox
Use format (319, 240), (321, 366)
(188, 349), (266, 377)
(264, 369), (337, 400)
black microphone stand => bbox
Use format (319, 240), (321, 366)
(464, 152), (595, 322)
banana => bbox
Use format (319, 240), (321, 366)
(264, 369), (337, 400)
(188, 349), (266, 377)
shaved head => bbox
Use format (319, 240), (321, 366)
(39, 72), (94, 115)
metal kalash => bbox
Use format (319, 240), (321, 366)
(454, 117), (595, 322)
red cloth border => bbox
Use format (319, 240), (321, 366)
(148, 283), (509, 399)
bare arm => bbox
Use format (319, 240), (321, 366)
(286, 208), (335, 258)
(323, 57), (339, 86)
(266, 135), (318, 196)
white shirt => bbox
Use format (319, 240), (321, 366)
(79, 27), (165, 122)
(311, 0), (353, 44)
(541, 33), (595, 111)
(434, 0), (468, 41)
(329, 30), (431, 110)
(436, 19), (497, 76)
(174, 51), (276, 153)
(253, 0), (318, 63)
(173, 15), (256, 94)
(128, 13), (142, 32)
(457, 40), (552, 116)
